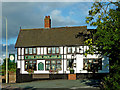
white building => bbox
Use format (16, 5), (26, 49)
(15, 16), (109, 82)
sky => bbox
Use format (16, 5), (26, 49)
(1, 2), (96, 45)
(0, 1), (97, 61)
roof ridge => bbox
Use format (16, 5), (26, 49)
(20, 26), (87, 30)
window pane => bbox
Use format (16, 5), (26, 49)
(67, 60), (69, 68)
(68, 47), (71, 53)
(51, 60), (56, 64)
(30, 61), (32, 63)
(29, 48), (32, 54)
(46, 61), (50, 64)
(52, 47), (55, 54)
(25, 61), (28, 64)
(51, 65), (56, 70)
(25, 65), (28, 70)
(25, 48), (28, 54)
(57, 60), (61, 64)
(89, 59), (92, 63)
(93, 59), (95, 62)
(29, 64), (32, 69)
(56, 47), (59, 53)
(33, 48), (36, 54)
(72, 47), (75, 53)
(33, 63), (36, 70)
(48, 48), (52, 53)
(57, 65), (61, 70)
(67, 59), (73, 68)
(33, 61), (36, 63)
(46, 65), (50, 70)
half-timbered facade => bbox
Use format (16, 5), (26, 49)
(15, 16), (109, 82)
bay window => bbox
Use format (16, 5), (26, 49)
(45, 60), (61, 71)
(83, 58), (102, 71)
(25, 60), (36, 71)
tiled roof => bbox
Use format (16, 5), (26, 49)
(15, 26), (90, 47)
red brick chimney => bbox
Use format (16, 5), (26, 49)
(44, 16), (51, 28)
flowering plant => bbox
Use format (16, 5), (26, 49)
(27, 69), (34, 74)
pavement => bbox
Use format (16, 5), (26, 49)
(1, 79), (102, 90)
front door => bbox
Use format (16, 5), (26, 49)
(38, 62), (44, 70)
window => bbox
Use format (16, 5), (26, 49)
(67, 59), (74, 68)
(48, 48), (51, 54)
(76, 47), (80, 53)
(25, 60), (36, 71)
(52, 47), (56, 54)
(45, 60), (61, 71)
(33, 48), (36, 54)
(67, 47), (76, 54)
(29, 48), (32, 54)
(72, 47), (75, 53)
(56, 47), (59, 53)
(25, 48), (28, 54)
(68, 47), (72, 53)
(47, 47), (59, 54)
(46, 61), (50, 70)
(25, 48), (37, 55)
(83, 58), (102, 71)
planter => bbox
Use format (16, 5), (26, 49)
(70, 70), (74, 74)
(68, 74), (76, 80)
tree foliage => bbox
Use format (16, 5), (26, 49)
(2, 58), (16, 75)
(85, 1), (120, 89)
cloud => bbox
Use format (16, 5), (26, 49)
(50, 9), (78, 27)
(2, 2), (78, 40)
(2, 2), (93, 43)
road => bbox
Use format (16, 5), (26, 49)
(2, 79), (102, 90)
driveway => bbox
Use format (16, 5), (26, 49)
(2, 79), (102, 90)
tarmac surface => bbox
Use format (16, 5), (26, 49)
(1, 79), (102, 90)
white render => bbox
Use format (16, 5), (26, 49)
(17, 46), (109, 74)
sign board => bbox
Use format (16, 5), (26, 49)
(9, 54), (15, 63)
(25, 55), (62, 60)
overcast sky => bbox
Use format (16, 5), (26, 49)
(2, 2), (96, 45)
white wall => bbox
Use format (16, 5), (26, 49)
(18, 46), (109, 74)
(37, 47), (40, 54)
(18, 48), (20, 55)
(17, 60), (21, 68)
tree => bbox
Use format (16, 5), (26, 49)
(85, 1), (120, 89)
(2, 58), (16, 75)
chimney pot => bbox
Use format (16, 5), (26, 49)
(48, 16), (50, 18)
(44, 16), (51, 28)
